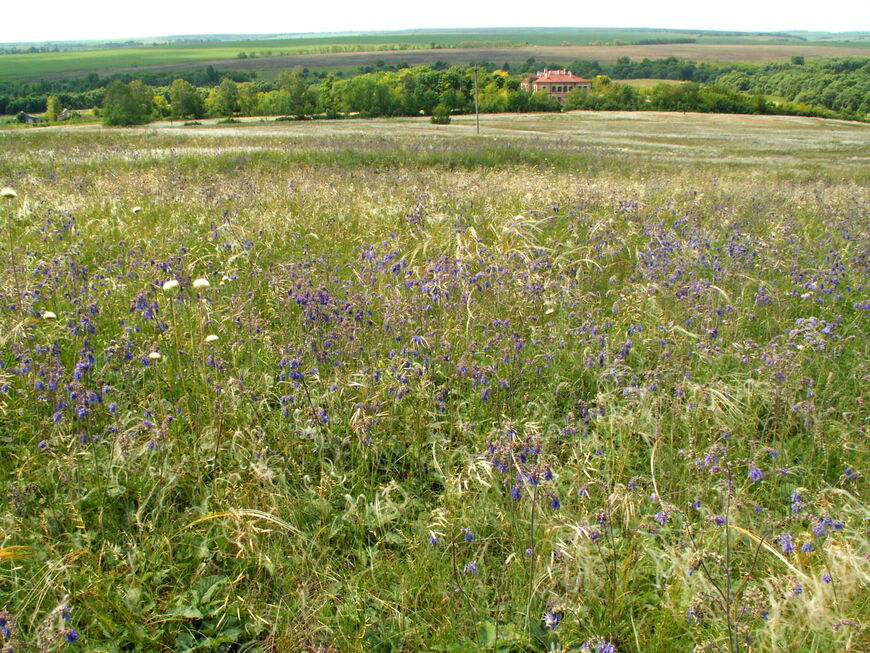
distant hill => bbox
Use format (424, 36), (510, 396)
(1, 27), (867, 83)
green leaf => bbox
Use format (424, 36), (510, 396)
(382, 531), (404, 545)
(195, 574), (229, 604)
(478, 621), (497, 646)
(168, 603), (203, 619)
(444, 643), (479, 653)
(123, 587), (141, 609)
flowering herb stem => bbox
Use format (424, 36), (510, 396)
(724, 467), (737, 653)
(526, 482), (538, 633)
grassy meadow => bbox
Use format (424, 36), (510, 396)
(0, 113), (868, 652)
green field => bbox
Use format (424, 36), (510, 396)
(2, 27), (868, 82)
(0, 113), (868, 651)
(614, 78), (688, 88)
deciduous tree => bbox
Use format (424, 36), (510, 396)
(45, 95), (61, 121)
(102, 80), (153, 126)
(169, 79), (204, 119)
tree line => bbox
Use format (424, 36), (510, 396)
(713, 57), (869, 118)
(562, 76), (837, 119)
(2, 57), (866, 123)
(93, 66), (858, 127)
(565, 55), (869, 117)
(0, 66), (254, 116)
(98, 66), (565, 125)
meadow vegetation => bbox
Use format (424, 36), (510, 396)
(0, 114), (868, 651)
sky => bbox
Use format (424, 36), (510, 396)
(3, 0), (869, 43)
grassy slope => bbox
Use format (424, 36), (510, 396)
(0, 113), (867, 652)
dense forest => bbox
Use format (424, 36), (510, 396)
(1, 56), (867, 123)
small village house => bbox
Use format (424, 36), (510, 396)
(16, 112), (43, 124)
(521, 69), (591, 103)
(58, 108), (80, 121)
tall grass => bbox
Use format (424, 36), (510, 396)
(0, 121), (867, 651)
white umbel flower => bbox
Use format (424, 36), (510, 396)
(1, 187), (17, 199)
(161, 280), (179, 291)
(192, 278), (210, 289)
(148, 352), (162, 360)
(42, 310), (57, 319)
(204, 334), (219, 343)
(132, 206), (143, 214)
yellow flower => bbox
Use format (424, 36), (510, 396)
(162, 280), (179, 291)
(192, 278), (210, 289)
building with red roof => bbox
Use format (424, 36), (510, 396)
(521, 69), (591, 103)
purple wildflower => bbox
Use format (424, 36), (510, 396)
(542, 610), (561, 630)
(790, 491), (804, 514)
(777, 532), (795, 555)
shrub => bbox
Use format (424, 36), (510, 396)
(430, 103), (451, 124)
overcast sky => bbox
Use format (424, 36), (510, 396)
(3, 0), (869, 43)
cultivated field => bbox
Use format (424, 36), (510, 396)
(0, 113), (868, 651)
(615, 78), (688, 88)
(3, 42), (867, 82)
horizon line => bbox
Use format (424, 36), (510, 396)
(3, 25), (869, 47)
